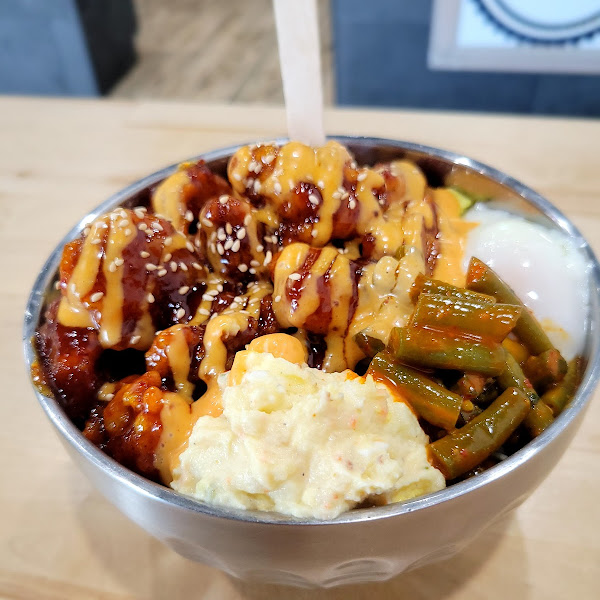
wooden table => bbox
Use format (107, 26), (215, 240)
(2, 97), (599, 599)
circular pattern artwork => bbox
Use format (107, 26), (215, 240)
(474, 0), (600, 44)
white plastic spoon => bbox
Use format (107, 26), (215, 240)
(273, 0), (326, 146)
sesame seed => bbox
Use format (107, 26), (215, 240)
(185, 210), (194, 222)
(179, 262), (188, 271)
(146, 263), (157, 271)
(108, 262), (117, 273)
(147, 293), (155, 303)
(138, 222), (148, 231)
(236, 227), (246, 240)
(192, 262), (202, 270)
(54, 281), (61, 290)
(170, 261), (177, 271)
(165, 236), (172, 246)
(244, 214), (252, 226)
(357, 172), (367, 182)
(224, 239), (233, 251)
(114, 257), (124, 267)
(153, 222), (164, 232)
(253, 180), (262, 194)
(104, 393), (114, 401)
(179, 286), (190, 295)
(202, 294), (214, 302)
(118, 219), (129, 228)
(225, 222), (233, 235)
(274, 295), (281, 302)
(273, 181), (282, 194)
(332, 191), (341, 200)
(198, 308), (210, 316)
(130, 335), (141, 345)
(134, 208), (145, 219)
(311, 229), (318, 238)
(90, 292), (104, 302)
(249, 268), (256, 274)
(263, 251), (273, 266)
(217, 229), (226, 242)
(91, 238), (102, 245)
(217, 243), (224, 255)
(342, 192), (350, 200)
(317, 180), (325, 188)
(256, 244), (264, 253)
(195, 239), (201, 248)
(83, 227), (91, 236)
(219, 195), (229, 204)
(238, 263), (248, 272)
(164, 253), (172, 262)
(157, 268), (167, 277)
(124, 229), (132, 236)
(288, 273), (301, 281)
(308, 194), (319, 206)
(233, 172), (242, 181)
(201, 218), (212, 228)
(264, 154), (275, 164)
(231, 239), (241, 253)
(217, 284), (224, 292)
(186, 241), (195, 253)
(250, 259), (260, 267)
(349, 199), (357, 210)
(176, 307), (185, 320)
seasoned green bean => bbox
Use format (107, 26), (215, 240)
(368, 352), (462, 431)
(387, 326), (506, 376)
(410, 273), (496, 306)
(412, 293), (521, 341)
(497, 350), (539, 405)
(497, 349), (555, 436)
(428, 387), (531, 480)
(354, 331), (385, 358)
(523, 348), (568, 390)
(542, 358), (583, 416)
(466, 257), (555, 356)
(524, 400), (555, 438)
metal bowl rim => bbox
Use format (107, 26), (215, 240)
(23, 135), (600, 526)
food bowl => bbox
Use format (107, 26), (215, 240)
(23, 137), (600, 588)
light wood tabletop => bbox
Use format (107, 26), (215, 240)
(2, 96), (599, 599)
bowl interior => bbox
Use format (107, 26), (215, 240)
(23, 137), (600, 525)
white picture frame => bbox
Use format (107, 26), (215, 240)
(428, 0), (600, 75)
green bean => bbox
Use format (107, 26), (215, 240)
(410, 273), (496, 306)
(524, 400), (555, 438)
(496, 350), (555, 437)
(368, 352), (462, 431)
(466, 257), (555, 356)
(523, 349), (568, 390)
(497, 350), (539, 405)
(428, 387), (531, 480)
(542, 358), (583, 416)
(354, 331), (385, 358)
(387, 326), (506, 376)
(412, 293), (521, 341)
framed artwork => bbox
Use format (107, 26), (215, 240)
(429, 0), (600, 74)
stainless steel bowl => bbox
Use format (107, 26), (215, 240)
(23, 137), (600, 588)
